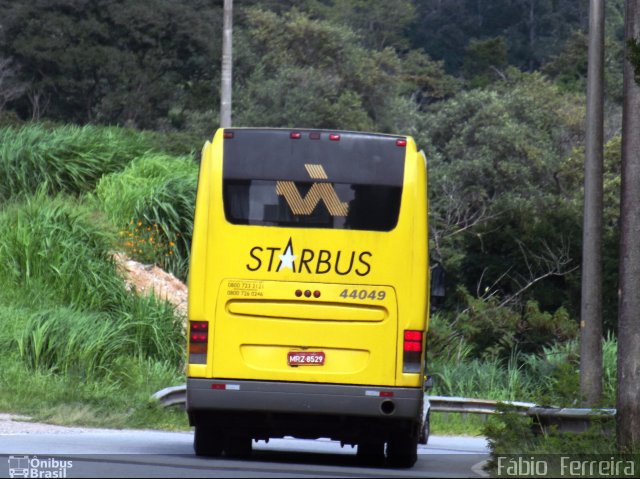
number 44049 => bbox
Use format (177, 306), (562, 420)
(339, 289), (386, 301)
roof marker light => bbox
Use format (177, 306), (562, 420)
(396, 139), (407, 147)
(223, 131), (234, 139)
(329, 134), (341, 141)
(290, 132), (302, 139)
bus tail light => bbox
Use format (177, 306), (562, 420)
(189, 321), (208, 364)
(403, 330), (423, 373)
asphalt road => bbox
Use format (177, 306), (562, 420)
(0, 429), (489, 478)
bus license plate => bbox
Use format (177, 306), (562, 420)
(288, 351), (325, 366)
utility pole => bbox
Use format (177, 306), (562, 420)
(617, 0), (640, 452)
(220, 0), (233, 128)
(579, 0), (604, 407)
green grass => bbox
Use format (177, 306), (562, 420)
(431, 412), (487, 436)
(426, 334), (619, 437)
(0, 190), (126, 311)
(94, 153), (198, 281)
(0, 124), (154, 200)
(430, 354), (537, 402)
(0, 191), (187, 430)
(0, 125), (196, 431)
(0, 354), (188, 430)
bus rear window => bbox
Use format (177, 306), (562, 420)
(224, 180), (401, 232)
(221, 129), (406, 232)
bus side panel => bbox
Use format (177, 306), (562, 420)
(187, 133), (221, 379)
(394, 141), (429, 387)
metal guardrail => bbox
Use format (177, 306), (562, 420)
(427, 395), (536, 415)
(151, 385), (188, 408)
(151, 385), (616, 434)
(426, 395), (615, 433)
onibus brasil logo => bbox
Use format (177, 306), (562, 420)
(8, 456), (72, 478)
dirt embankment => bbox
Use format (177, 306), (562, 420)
(113, 253), (188, 317)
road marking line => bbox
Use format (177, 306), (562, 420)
(471, 459), (490, 477)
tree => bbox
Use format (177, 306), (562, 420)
(420, 71), (585, 315)
(462, 37), (509, 88)
(0, 57), (26, 112)
(318, 0), (417, 51)
(232, 8), (455, 131)
(0, 0), (220, 129)
(616, 0), (640, 452)
(410, 0), (592, 73)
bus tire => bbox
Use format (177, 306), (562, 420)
(419, 411), (430, 445)
(194, 423), (224, 457)
(356, 440), (385, 466)
(386, 434), (418, 468)
(226, 436), (252, 458)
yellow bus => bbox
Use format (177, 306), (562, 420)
(186, 128), (430, 467)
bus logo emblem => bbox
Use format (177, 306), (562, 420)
(276, 164), (349, 217)
(277, 238), (297, 272)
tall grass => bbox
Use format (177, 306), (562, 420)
(523, 334), (617, 406)
(429, 334), (618, 407)
(95, 153), (198, 281)
(0, 192), (184, 378)
(0, 125), (194, 429)
(15, 299), (183, 378)
(0, 124), (154, 200)
(0, 190), (124, 310)
(430, 354), (536, 401)
(16, 308), (131, 377)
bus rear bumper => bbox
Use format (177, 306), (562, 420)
(186, 378), (423, 419)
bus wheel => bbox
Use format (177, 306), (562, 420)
(419, 411), (430, 445)
(357, 440), (385, 466)
(194, 423), (224, 457)
(226, 436), (252, 458)
(386, 434), (418, 468)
